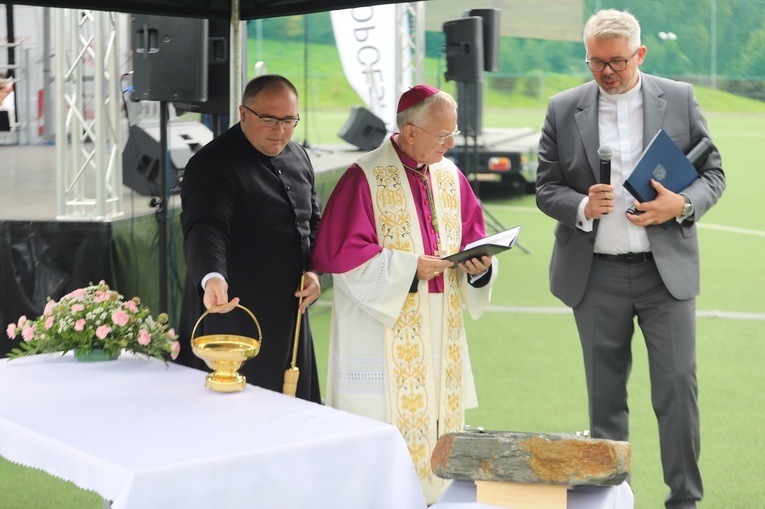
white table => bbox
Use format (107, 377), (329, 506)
(431, 480), (634, 509)
(0, 353), (427, 509)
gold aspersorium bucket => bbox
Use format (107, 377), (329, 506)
(190, 304), (262, 393)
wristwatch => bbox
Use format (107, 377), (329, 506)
(677, 194), (694, 223)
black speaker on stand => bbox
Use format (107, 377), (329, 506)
(444, 10), (515, 240)
(468, 8), (501, 72)
(172, 18), (231, 137)
(130, 14), (211, 316)
(444, 16), (484, 83)
(131, 15), (209, 103)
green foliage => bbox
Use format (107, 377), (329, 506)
(5, 281), (180, 362)
(582, 0), (765, 79)
(250, 12), (336, 45)
(247, 12), (765, 116)
(251, 5), (765, 81)
(731, 26), (765, 77)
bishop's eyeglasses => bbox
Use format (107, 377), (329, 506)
(242, 104), (300, 128)
(412, 124), (461, 144)
(585, 48), (640, 72)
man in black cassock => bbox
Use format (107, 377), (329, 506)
(175, 75), (322, 402)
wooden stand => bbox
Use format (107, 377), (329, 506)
(475, 481), (569, 509)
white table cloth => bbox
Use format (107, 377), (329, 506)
(0, 353), (427, 509)
(431, 479), (634, 509)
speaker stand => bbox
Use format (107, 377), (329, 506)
(152, 100), (170, 315)
(204, 113), (229, 138)
(456, 80), (530, 254)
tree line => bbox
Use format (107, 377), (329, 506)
(251, 0), (765, 99)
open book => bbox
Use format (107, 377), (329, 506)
(442, 225), (523, 264)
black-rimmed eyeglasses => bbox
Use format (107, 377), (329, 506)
(412, 124), (461, 144)
(242, 104), (300, 128)
(585, 48), (640, 72)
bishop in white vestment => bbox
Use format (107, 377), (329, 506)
(312, 85), (499, 504)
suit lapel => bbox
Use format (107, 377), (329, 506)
(574, 82), (601, 182)
(641, 74), (667, 147)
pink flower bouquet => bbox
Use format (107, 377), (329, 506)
(6, 281), (180, 362)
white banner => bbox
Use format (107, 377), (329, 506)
(330, 5), (410, 132)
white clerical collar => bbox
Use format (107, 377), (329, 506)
(599, 72), (643, 103)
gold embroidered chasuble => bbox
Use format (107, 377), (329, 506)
(356, 141), (466, 502)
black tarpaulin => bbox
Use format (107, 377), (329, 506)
(8, 0), (402, 20)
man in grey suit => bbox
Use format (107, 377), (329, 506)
(536, 9), (725, 509)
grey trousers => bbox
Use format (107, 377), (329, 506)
(573, 257), (702, 509)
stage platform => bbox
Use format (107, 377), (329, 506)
(0, 143), (361, 221)
(0, 142), (361, 357)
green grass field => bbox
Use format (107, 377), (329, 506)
(2, 36), (765, 508)
(309, 112), (765, 508)
(3, 110), (761, 508)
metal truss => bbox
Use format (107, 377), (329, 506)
(396, 2), (426, 99)
(54, 9), (123, 220)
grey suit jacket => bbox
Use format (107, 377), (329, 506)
(536, 73), (726, 308)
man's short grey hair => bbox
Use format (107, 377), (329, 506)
(583, 9), (641, 53)
(396, 91), (457, 131)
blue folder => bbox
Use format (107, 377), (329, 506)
(624, 129), (699, 202)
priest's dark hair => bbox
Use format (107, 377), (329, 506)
(242, 75), (299, 104)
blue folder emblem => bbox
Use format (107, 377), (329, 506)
(652, 163), (667, 182)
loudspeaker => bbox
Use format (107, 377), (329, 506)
(122, 121), (214, 196)
(467, 8), (500, 72)
(131, 15), (209, 102)
(173, 18), (230, 116)
(443, 17), (483, 83)
(338, 106), (387, 151)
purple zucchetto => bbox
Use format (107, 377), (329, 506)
(396, 84), (440, 113)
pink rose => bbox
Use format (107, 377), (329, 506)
(44, 300), (56, 316)
(71, 304), (84, 313)
(167, 328), (176, 339)
(170, 341), (181, 360)
(74, 319), (86, 332)
(44, 316), (55, 330)
(94, 291), (109, 303)
(64, 288), (86, 300)
(17, 316), (27, 328)
(6, 323), (16, 339)
(96, 325), (111, 339)
(137, 329), (151, 346)
(123, 300), (139, 313)
(111, 310), (130, 327)
(22, 327), (35, 342)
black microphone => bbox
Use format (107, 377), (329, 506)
(598, 145), (613, 215)
(598, 144), (613, 184)
(686, 137), (714, 169)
